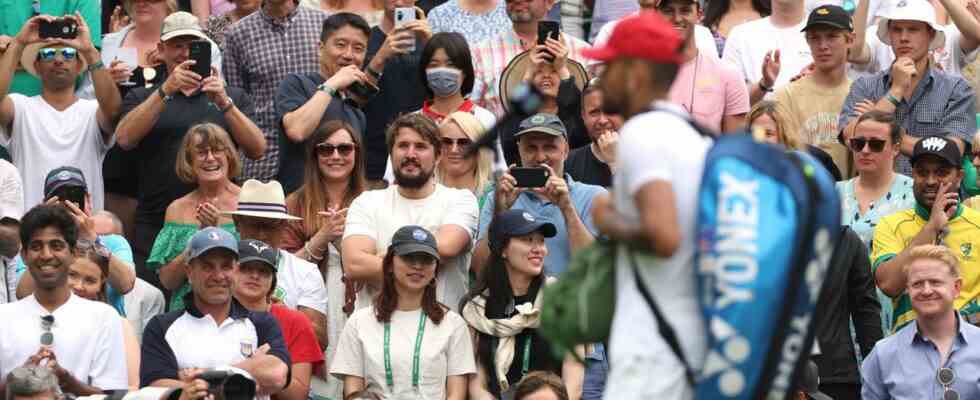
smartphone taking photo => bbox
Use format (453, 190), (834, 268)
(188, 40), (212, 78)
(537, 21), (560, 62)
(511, 167), (550, 188)
(394, 7), (417, 52)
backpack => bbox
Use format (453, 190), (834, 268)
(693, 134), (841, 399)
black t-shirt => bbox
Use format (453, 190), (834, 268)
(362, 27), (426, 180)
(564, 144), (611, 188)
(274, 73), (367, 193)
(119, 86), (253, 227)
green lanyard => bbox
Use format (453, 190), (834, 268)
(384, 311), (427, 389)
(520, 335), (532, 377)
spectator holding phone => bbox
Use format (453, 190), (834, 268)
(276, 13), (370, 194)
(0, 13), (120, 212)
(114, 12), (265, 288)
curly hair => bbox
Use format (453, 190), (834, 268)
(373, 250), (446, 324)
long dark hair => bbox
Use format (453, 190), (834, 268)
(702, 0), (771, 31)
(459, 237), (544, 319)
(373, 250), (447, 324)
(418, 32), (475, 100)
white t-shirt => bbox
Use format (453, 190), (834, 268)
(0, 294), (128, 390)
(593, 14), (719, 65)
(330, 308), (476, 399)
(604, 102), (709, 399)
(852, 24), (979, 78)
(722, 17), (813, 94)
(344, 184), (479, 311)
(0, 94), (112, 211)
(276, 250), (329, 315)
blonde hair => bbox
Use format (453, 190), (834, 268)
(437, 112), (493, 193)
(175, 123), (242, 184)
(905, 244), (961, 278)
(747, 100), (801, 150)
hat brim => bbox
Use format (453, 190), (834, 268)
(499, 51), (590, 114)
(512, 221), (558, 239)
(876, 18), (945, 50)
(801, 21), (852, 32)
(514, 126), (565, 139)
(581, 45), (620, 62)
(392, 243), (441, 260)
(20, 41), (88, 79)
(160, 29), (209, 42)
(188, 244), (239, 262)
(910, 152), (960, 167)
(224, 210), (303, 221)
(239, 256), (277, 271)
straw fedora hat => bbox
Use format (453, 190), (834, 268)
(498, 50), (589, 114)
(225, 180), (301, 220)
(20, 42), (88, 79)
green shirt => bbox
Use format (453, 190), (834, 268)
(0, 0), (101, 96)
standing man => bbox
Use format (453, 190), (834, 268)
(115, 12), (266, 286)
(861, 245), (980, 399)
(775, 5), (855, 178)
(564, 83), (623, 188)
(223, 0), (329, 181)
(588, 12), (710, 399)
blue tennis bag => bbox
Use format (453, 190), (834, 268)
(694, 134), (841, 400)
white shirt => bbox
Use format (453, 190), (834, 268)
(852, 24), (979, 78)
(0, 294), (128, 390)
(605, 103), (709, 399)
(0, 94), (112, 211)
(330, 308), (476, 400)
(276, 250), (329, 315)
(344, 184), (479, 311)
(593, 14), (719, 66)
(722, 17), (813, 94)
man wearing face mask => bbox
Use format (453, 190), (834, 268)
(276, 13), (372, 194)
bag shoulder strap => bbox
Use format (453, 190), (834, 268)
(645, 106), (716, 139)
(626, 248), (696, 385)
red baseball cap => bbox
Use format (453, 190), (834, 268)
(582, 11), (684, 64)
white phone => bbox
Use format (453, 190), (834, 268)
(395, 7), (417, 52)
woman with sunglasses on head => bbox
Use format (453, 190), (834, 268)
(146, 123), (242, 312)
(461, 210), (584, 400)
(436, 112), (495, 209)
(331, 225), (475, 400)
(280, 120), (367, 399)
(69, 241), (141, 390)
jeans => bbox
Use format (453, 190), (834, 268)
(583, 343), (609, 400)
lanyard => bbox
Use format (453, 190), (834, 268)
(384, 311), (426, 389)
(520, 335), (532, 377)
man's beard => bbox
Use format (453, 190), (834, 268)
(394, 160), (434, 189)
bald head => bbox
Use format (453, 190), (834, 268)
(92, 211), (123, 236)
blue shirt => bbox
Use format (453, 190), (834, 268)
(861, 314), (980, 400)
(479, 174), (605, 276)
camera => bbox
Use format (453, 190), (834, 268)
(197, 370), (256, 400)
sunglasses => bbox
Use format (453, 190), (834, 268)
(848, 137), (887, 153)
(938, 367), (959, 400)
(37, 47), (78, 62)
(315, 143), (355, 157)
(40, 315), (54, 345)
(440, 137), (473, 148)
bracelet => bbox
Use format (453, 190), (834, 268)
(304, 241), (324, 262)
(366, 66), (382, 80)
(85, 60), (105, 74)
(319, 82), (338, 98)
(886, 93), (902, 107)
(219, 98), (234, 114)
(758, 80), (773, 93)
(156, 85), (172, 102)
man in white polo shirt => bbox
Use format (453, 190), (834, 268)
(139, 227), (290, 395)
(0, 204), (128, 397)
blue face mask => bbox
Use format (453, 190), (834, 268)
(426, 67), (462, 98)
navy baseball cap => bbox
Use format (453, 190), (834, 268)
(389, 225), (440, 259)
(238, 239), (278, 271)
(187, 227), (239, 262)
(489, 210), (557, 252)
(44, 166), (86, 199)
(911, 135), (962, 167)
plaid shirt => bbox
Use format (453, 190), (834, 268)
(222, 6), (328, 180)
(470, 30), (591, 118)
(838, 67), (976, 175)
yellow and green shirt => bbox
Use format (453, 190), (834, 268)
(871, 204), (980, 333)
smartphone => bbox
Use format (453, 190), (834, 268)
(348, 80), (379, 99)
(39, 19), (78, 39)
(49, 186), (86, 210)
(188, 40), (212, 78)
(511, 167), (550, 188)
(537, 21), (560, 62)
(394, 7), (417, 52)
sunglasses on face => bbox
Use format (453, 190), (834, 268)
(938, 367), (959, 400)
(37, 47), (77, 62)
(849, 137), (887, 153)
(315, 143), (355, 157)
(439, 137), (473, 148)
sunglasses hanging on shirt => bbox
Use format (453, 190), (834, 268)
(938, 367), (959, 400)
(40, 315), (54, 346)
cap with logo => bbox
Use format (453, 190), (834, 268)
(389, 225), (440, 260)
(489, 209), (558, 253)
(187, 227), (239, 262)
(802, 5), (853, 31)
(238, 239), (279, 271)
(582, 11), (683, 64)
(910, 135), (962, 167)
(43, 166), (87, 199)
(161, 11), (209, 41)
(515, 114), (567, 139)
(876, 0), (945, 50)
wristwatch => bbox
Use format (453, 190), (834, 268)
(758, 80), (773, 93)
(219, 97), (235, 113)
(319, 82), (338, 97)
(366, 66), (383, 81)
(156, 85), (172, 103)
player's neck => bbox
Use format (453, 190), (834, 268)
(34, 285), (71, 313)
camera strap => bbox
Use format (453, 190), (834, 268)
(383, 311), (427, 390)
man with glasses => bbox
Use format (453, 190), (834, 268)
(872, 135), (980, 333)
(861, 244), (980, 400)
(114, 12), (266, 292)
(0, 14), (119, 213)
(0, 205), (128, 397)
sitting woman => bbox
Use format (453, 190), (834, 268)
(147, 123), (242, 311)
(70, 240), (141, 390)
(331, 226), (475, 399)
(437, 112), (495, 208)
(747, 100), (843, 181)
(418, 32), (495, 127)
(461, 210), (584, 400)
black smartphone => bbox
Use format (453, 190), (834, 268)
(348, 80), (380, 99)
(511, 167), (550, 188)
(49, 186), (86, 210)
(188, 40), (211, 78)
(39, 19), (78, 39)
(537, 21), (560, 63)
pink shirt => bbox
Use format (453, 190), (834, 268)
(668, 53), (750, 133)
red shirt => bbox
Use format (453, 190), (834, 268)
(270, 304), (325, 368)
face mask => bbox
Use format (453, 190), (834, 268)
(426, 67), (462, 98)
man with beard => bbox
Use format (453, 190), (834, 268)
(0, 205), (128, 397)
(276, 13), (370, 193)
(140, 227), (291, 395)
(342, 113), (478, 311)
(872, 135), (980, 333)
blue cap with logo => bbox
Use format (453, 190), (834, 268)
(389, 225), (440, 260)
(43, 166), (87, 199)
(238, 239), (279, 271)
(488, 209), (557, 252)
(187, 227), (239, 262)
